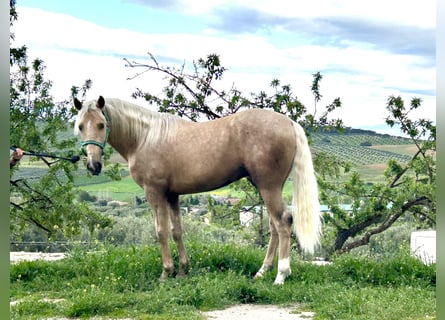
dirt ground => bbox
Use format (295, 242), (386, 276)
(204, 304), (314, 320)
(10, 252), (315, 320)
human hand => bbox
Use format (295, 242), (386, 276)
(12, 148), (24, 160)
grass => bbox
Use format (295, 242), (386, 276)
(77, 175), (145, 201)
(10, 242), (436, 320)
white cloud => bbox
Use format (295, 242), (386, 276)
(184, 0), (436, 29)
(12, 6), (435, 132)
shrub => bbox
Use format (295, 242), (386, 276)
(77, 190), (97, 202)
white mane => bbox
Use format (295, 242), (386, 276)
(74, 98), (183, 147)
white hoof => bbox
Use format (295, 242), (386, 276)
(254, 265), (269, 279)
(274, 258), (291, 285)
(273, 275), (286, 285)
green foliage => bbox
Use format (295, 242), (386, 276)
(9, 3), (109, 240)
(331, 253), (435, 287)
(10, 242), (435, 320)
(127, 53), (343, 128)
(76, 190), (97, 202)
(320, 96), (435, 255)
(125, 53), (437, 257)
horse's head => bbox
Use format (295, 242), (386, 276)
(74, 96), (109, 175)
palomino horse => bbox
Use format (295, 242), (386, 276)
(74, 96), (321, 285)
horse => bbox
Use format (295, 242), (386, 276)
(73, 96), (321, 285)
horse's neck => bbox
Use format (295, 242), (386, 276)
(105, 100), (175, 159)
(105, 101), (142, 160)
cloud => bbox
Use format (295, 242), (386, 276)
(12, 5), (435, 131)
(124, 1), (436, 71)
(125, 0), (179, 9)
(208, 6), (435, 62)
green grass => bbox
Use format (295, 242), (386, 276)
(77, 176), (145, 200)
(10, 243), (436, 320)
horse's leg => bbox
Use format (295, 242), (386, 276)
(261, 189), (293, 285)
(254, 216), (279, 279)
(167, 194), (189, 278)
(146, 191), (174, 281)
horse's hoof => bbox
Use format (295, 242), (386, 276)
(159, 270), (171, 282)
(273, 269), (290, 285)
(253, 273), (263, 280)
(273, 279), (285, 285)
(254, 265), (269, 280)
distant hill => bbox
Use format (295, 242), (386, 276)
(309, 127), (413, 166)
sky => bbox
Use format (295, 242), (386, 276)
(12, 0), (436, 135)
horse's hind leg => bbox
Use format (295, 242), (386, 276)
(167, 194), (189, 278)
(254, 217), (279, 279)
(260, 189), (293, 285)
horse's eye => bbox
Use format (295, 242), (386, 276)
(98, 123), (105, 130)
(78, 124), (83, 131)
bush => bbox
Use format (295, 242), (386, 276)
(332, 253), (436, 287)
(77, 190), (97, 202)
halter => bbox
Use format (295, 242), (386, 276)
(80, 109), (111, 157)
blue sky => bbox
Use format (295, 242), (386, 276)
(13, 0), (436, 134)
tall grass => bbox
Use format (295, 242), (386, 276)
(10, 240), (435, 320)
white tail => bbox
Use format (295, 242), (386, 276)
(290, 122), (321, 254)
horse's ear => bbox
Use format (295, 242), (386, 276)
(97, 96), (105, 109)
(73, 97), (82, 110)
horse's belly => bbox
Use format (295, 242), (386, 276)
(171, 164), (247, 194)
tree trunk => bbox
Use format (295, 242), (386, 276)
(333, 213), (383, 253)
(334, 196), (431, 255)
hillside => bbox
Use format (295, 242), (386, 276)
(310, 127), (413, 166)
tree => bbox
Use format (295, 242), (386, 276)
(9, 1), (111, 241)
(124, 53), (344, 240)
(125, 53), (342, 128)
(320, 96), (435, 255)
(125, 53), (435, 256)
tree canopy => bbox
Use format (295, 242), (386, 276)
(9, 2), (111, 241)
(125, 53), (435, 256)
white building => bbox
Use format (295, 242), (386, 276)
(410, 230), (436, 265)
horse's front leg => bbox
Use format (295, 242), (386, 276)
(147, 191), (174, 281)
(167, 194), (189, 278)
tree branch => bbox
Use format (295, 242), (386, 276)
(124, 57), (224, 120)
(336, 196), (432, 254)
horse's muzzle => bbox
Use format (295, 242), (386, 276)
(87, 160), (102, 175)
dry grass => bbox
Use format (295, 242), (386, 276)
(370, 144), (417, 156)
